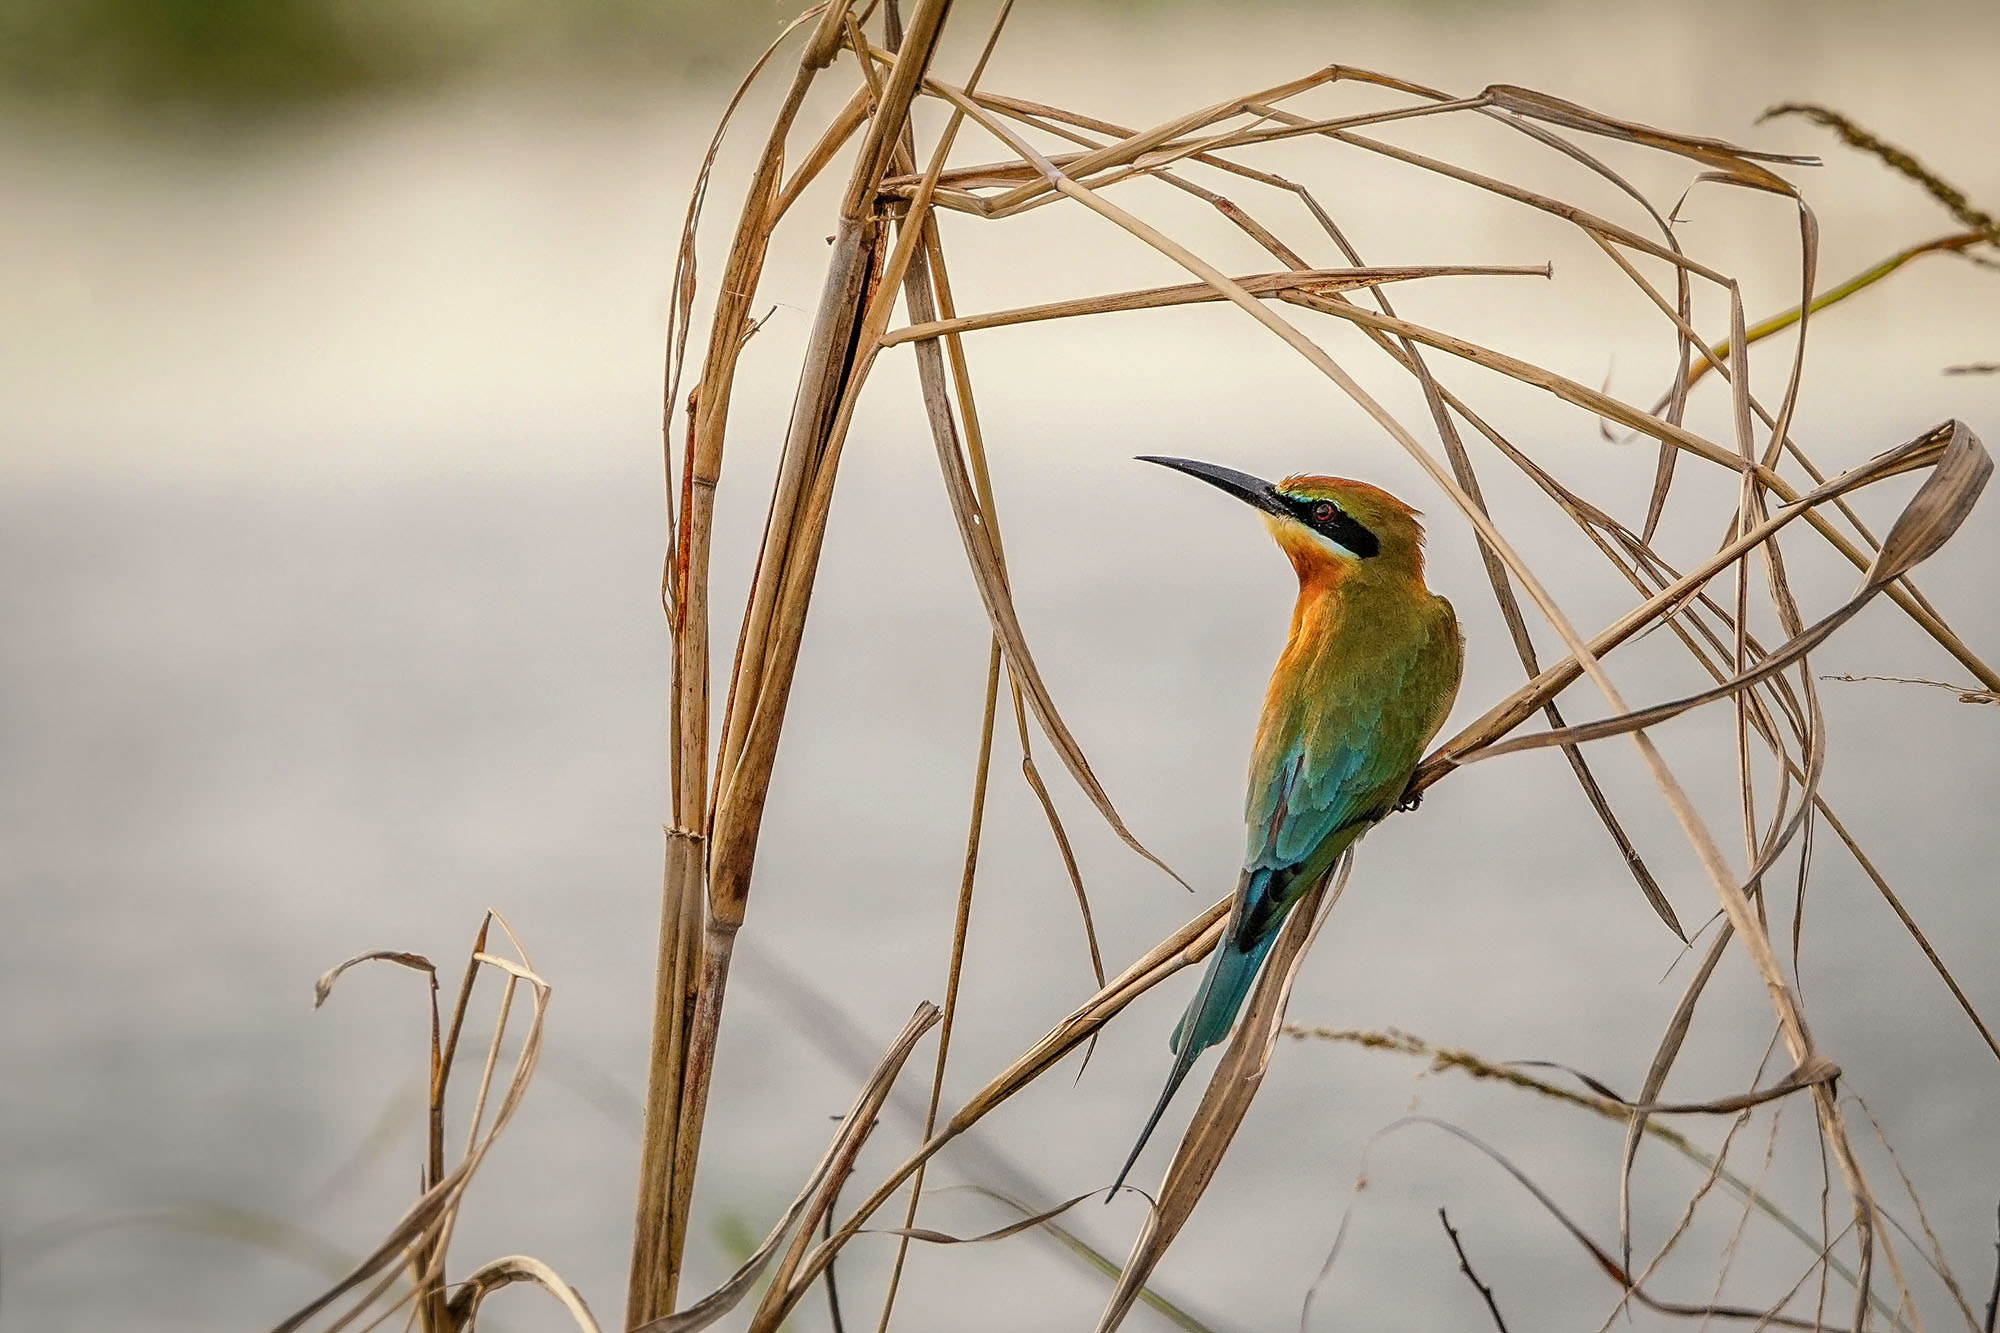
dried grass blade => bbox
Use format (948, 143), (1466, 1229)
(1471, 423), (1990, 759)
(762, 899), (1232, 1328)
(1484, 84), (1816, 187)
(1867, 421), (1993, 580)
(1095, 857), (1349, 1333)
(644, 1002), (941, 1333)
(902, 224), (1188, 888)
(958, 1187), (1221, 1333)
(879, 265), (1547, 346)
(445, 1255), (600, 1332)
(276, 928), (550, 1333)
(313, 952), (435, 1008)
(867, 1190), (1103, 1245)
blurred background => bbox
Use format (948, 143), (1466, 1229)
(4, 1), (1999, 1329)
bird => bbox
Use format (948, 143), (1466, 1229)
(1111, 456), (1463, 1196)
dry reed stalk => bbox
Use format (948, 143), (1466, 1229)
(283, 6), (2000, 1330)
(942, 80), (1939, 1323)
(1098, 855), (1352, 1331)
(633, 5), (858, 1323)
(261, 6), (1998, 1329)
(634, 5), (1996, 1328)
(272, 915), (583, 1333)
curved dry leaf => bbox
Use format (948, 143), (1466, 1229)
(1485, 84), (1815, 191)
(900, 221), (1191, 891)
(640, 1002), (940, 1333)
(276, 926), (551, 1333)
(312, 951), (435, 1009)
(446, 1254), (600, 1332)
(1867, 420), (1993, 586)
(1470, 423), (1989, 760)
(756, 898), (1231, 1330)
(1096, 856), (1352, 1333)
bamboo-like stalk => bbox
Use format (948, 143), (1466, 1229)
(640, 0), (961, 1321)
(629, 3), (862, 1322)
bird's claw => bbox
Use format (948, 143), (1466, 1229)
(1394, 788), (1424, 813)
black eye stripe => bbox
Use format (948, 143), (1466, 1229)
(1278, 493), (1380, 558)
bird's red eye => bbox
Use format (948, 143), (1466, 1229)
(1311, 501), (1336, 523)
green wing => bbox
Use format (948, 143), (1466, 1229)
(1237, 596), (1460, 944)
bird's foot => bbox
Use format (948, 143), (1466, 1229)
(1394, 788), (1424, 813)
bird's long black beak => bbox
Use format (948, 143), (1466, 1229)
(1137, 455), (1286, 518)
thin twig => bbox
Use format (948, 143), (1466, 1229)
(1984, 1201), (2000, 1333)
(1438, 1208), (1510, 1333)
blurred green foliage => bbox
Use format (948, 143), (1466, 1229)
(3, 0), (419, 108)
(0, 0), (774, 116)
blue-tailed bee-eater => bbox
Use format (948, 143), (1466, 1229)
(1112, 457), (1464, 1194)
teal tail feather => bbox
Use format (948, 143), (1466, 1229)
(1107, 927), (1281, 1198)
(1170, 928), (1280, 1056)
